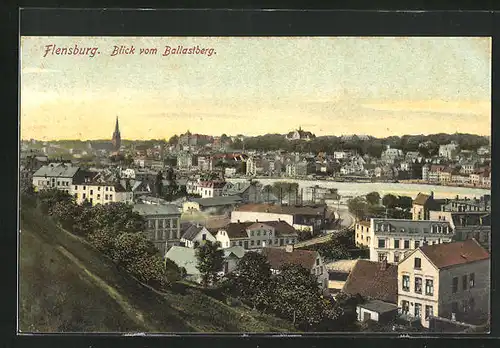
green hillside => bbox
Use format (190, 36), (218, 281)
(19, 204), (295, 333)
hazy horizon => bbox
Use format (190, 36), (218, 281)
(21, 37), (491, 140)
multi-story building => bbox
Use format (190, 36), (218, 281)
(231, 203), (328, 233)
(177, 151), (193, 170)
(381, 146), (403, 164)
(355, 220), (372, 247)
(439, 142), (460, 160)
(412, 192), (440, 220)
(32, 163), (80, 193)
(71, 181), (133, 206)
(368, 218), (453, 264)
(196, 180), (226, 198)
(215, 220), (298, 250)
(397, 240), (490, 328)
(133, 203), (182, 255)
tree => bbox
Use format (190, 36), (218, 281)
(49, 200), (79, 231)
(233, 252), (273, 310)
(165, 258), (183, 283)
(168, 134), (179, 146)
(89, 202), (144, 236)
(195, 240), (224, 287)
(315, 239), (350, 261)
(365, 192), (381, 206)
(396, 196), (413, 211)
(347, 197), (369, 221)
(382, 194), (398, 209)
(87, 227), (116, 256)
(38, 189), (74, 215)
(271, 264), (330, 330)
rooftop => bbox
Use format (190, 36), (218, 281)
(133, 203), (181, 216)
(419, 239), (489, 269)
(343, 260), (398, 304)
(33, 164), (80, 178)
(358, 300), (398, 314)
(191, 195), (243, 207)
(235, 203), (326, 216)
(181, 225), (205, 241)
(261, 247), (318, 271)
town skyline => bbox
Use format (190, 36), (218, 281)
(21, 36), (491, 140)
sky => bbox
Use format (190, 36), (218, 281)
(20, 36), (491, 140)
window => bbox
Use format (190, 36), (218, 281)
(415, 277), (422, 294)
(425, 279), (434, 296)
(83, 186), (86, 190)
(378, 239), (386, 248)
(251, 240), (255, 246)
(414, 241), (420, 248)
(452, 277), (458, 293)
(462, 275), (468, 290)
(57, 181), (60, 186)
(105, 194), (108, 200)
(425, 305), (433, 319)
(402, 275), (410, 291)
(414, 303), (422, 318)
(394, 239), (400, 249)
(401, 300), (410, 314)
(90, 189), (93, 195)
(257, 230), (261, 236)
(404, 240), (410, 249)
(250, 231), (254, 237)
(414, 258), (422, 269)
(106, 187), (109, 191)
(469, 273), (475, 288)
(98, 186), (101, 191)
(394, 253), (400, 263)
(238, 241), (242, 246)
(202, 234), (206, 241)
(83, 193), (86, 199)
(316, 258), (320, 266)
(74, 186), (77, 190)
(109, 195), (113, 200)
(263, 230), (267, 235)
(97, 194), (101, 199)
(378, 253), (387, 262)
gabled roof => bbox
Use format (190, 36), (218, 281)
(220, 222), (255, 238)
(418, 239), (489, 269)
(33, 164), (80, 178)
(342, 260), (398, 304)
(255, 220), (298, 237)
(181, 225), (205, 241)
(223, 246), (246, 259)
(133, 203), (181, 216)
(261, 247), (318, 271)
(165, 246), (199, 275)
(413, 193), (432, 206)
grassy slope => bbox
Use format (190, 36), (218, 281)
(19, 204), (295, 333)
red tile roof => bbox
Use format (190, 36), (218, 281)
(419, 239), (489, 269)
(261, 247), (318, 270)
(343, 260), (398, 304)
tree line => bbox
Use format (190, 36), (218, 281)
(348, 191), (413, 221)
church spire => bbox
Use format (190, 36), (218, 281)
(115, 116), (120, 134)
(112, 116), (121, 151)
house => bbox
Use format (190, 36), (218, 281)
(412, 192), (440, 220)
(222, 181), (264, 203)
(333, 151), (354, 160)
(357, 300), (399, 324)
(133, 203), (182, 255)
(195, 180), (226, 198)
(343, 260), (398, 315)
(397, 240), (490, 328)
(177, 151), (193, 170)
(32, 163), (80, 193)
(231, 203), (328, 233)
(182, 195), (243, 215)
(165, 245), (244, 284)
(355, 220), (372, 247)
(381, 146), (403, 164)
(180, 224), (217, 248)
(285, 127), (315, 141)
(215, 220), (298, 250)
(368, 218), (453, 264)
(261, 245), (328, 289)
(439, 142), (460, 160)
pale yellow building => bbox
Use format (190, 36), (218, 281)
(397, 239), (490, 328)
(355, 220), (371, 247)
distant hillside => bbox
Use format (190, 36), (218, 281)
(19, 204), (295, 333)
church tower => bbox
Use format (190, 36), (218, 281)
(112, 116), (121, 151)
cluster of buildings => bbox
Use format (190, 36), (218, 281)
(21, 120), (491, 332)
(340, 192), (491, 330)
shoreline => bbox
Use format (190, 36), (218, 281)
(228, 176), (490, 191)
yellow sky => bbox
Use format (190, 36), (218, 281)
(20, 37), (491, 140)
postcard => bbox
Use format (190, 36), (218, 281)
(19, 35), (491, 334)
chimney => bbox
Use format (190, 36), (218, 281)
(285, 244), (294, 253)
(430, 191), (434, 199)
(380, 258), (388, 271)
